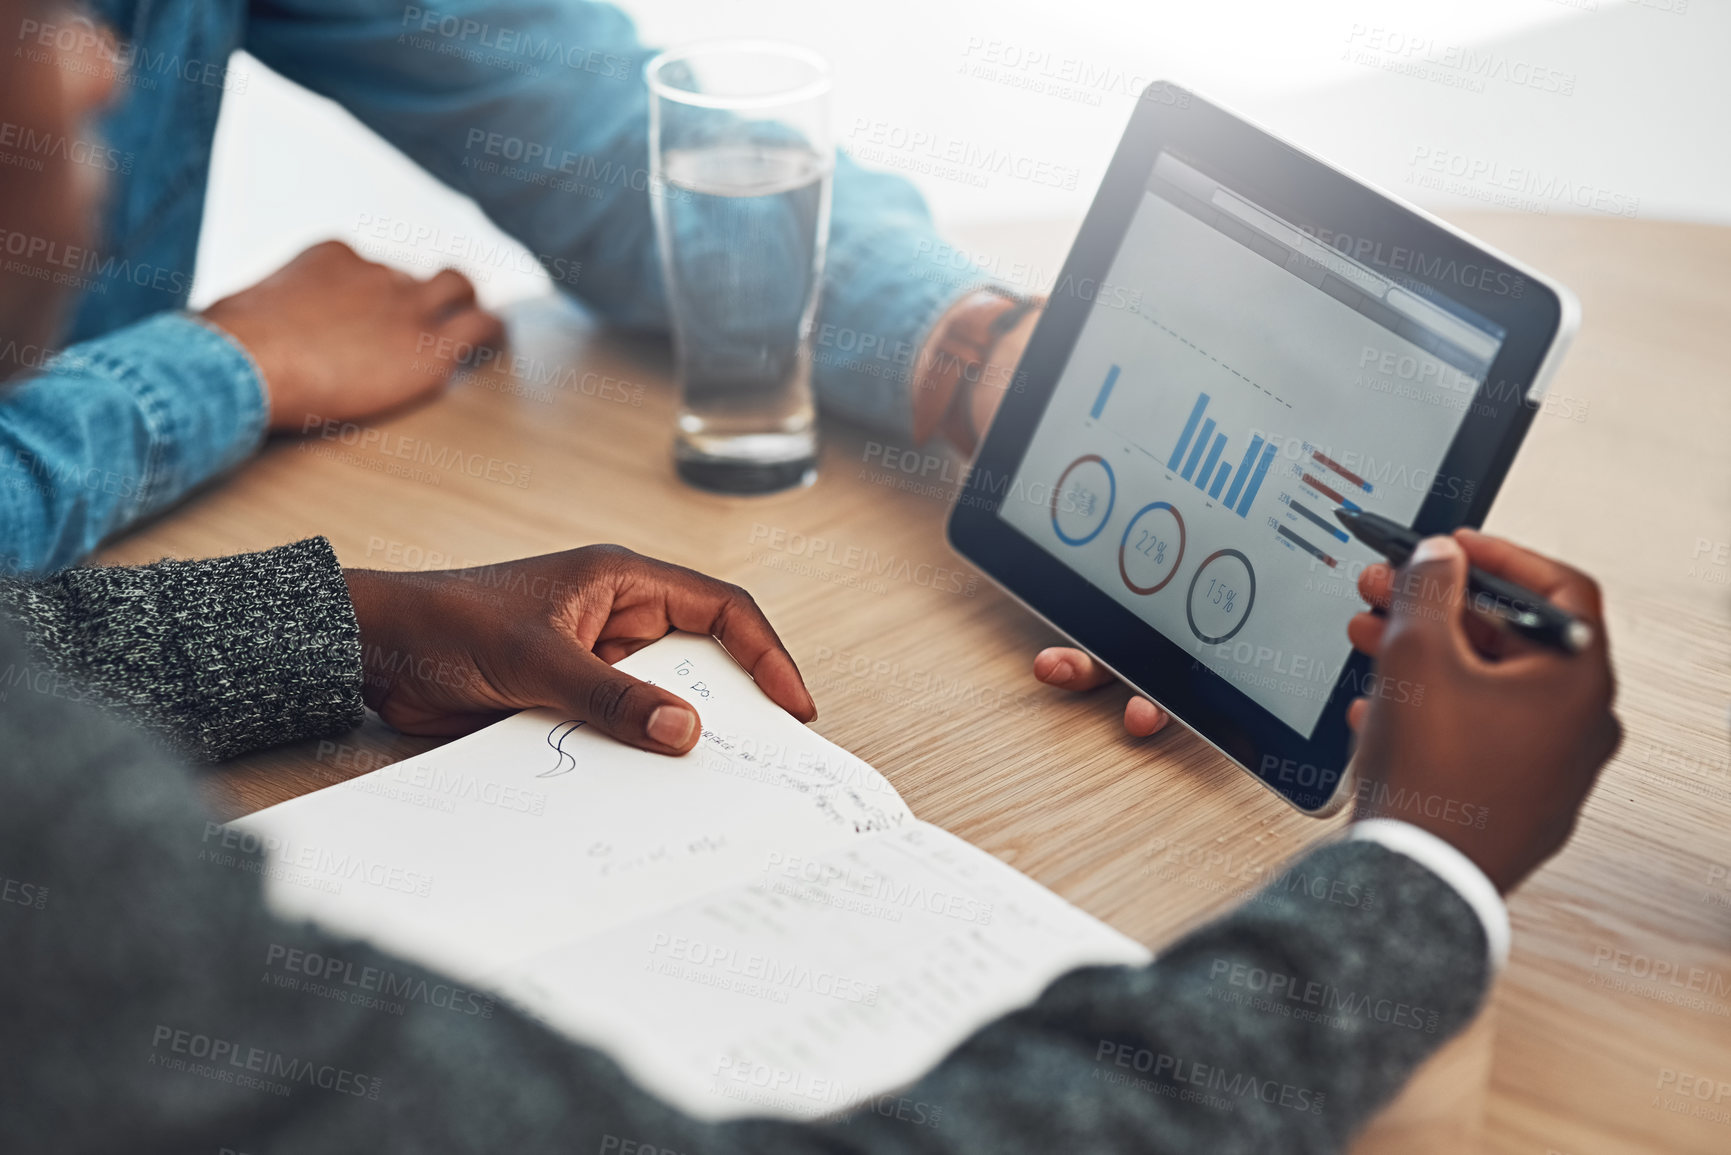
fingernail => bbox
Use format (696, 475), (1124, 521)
(647, 705), (697, 748)
(1409, 535), (1462, 566)
(1046, 660), (1074, 685)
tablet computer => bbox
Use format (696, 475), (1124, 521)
(947, 83), (1578, 815)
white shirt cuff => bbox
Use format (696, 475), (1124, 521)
(1348, 819), (1510, 974)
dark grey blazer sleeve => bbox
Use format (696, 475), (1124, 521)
(0, 537), (364, 761)
(0, 611), (1492, 1155)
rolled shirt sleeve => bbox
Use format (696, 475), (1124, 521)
(0, 312), (269, 576)
(244, 0), (976, 440)
(808, 151), (981, 436)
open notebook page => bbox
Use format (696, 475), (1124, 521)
(232, 633), (1151, 1119)
(233, 634), (913, 986)
(498, 821), (1150, 1120)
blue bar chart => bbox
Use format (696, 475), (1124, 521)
(1166, 392), (1278, 518)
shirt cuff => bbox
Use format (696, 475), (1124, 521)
(1348, 818), (1510, 973)
(49, 310), (270, 518)
(809, 244), (963, 439)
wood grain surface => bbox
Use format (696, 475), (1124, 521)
(99, 210), (1731, 1154)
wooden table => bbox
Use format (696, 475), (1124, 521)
(102, 211), (1731, 1154)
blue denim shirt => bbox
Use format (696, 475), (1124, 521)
(1, 0), (977, 575)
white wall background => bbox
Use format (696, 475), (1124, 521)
(193, 0), (1726, 309)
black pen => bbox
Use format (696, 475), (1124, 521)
(1333, 508), (1592, 655)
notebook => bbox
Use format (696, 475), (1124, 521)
(232, 633), (1151, 1120)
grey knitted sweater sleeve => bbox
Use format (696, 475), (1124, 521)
(0, 601), (1493, 1155)
(0, 537), (364, 761)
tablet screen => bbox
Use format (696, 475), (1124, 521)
(998, 151), (1508, 737)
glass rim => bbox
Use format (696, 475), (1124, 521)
(645, 39), (832, 111)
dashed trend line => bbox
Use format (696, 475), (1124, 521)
(1138, 309), (1294, 409)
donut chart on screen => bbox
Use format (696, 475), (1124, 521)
(1050, 454), (1116, 546)
(1117, 502), (1185, 595)
(1186, 549), (1256, 645)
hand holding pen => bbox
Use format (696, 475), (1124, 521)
(1343, 528), (1621, 893)
(1336, 509), (1592, 654)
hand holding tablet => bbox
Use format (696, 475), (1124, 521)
(1032, 645), (1171, 737)
(950, 83), (1578, 813)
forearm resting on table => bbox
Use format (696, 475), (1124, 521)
(0, 312), (269, 576)
(0, 537), (363, 761)
(0, 665), (1491, 1155)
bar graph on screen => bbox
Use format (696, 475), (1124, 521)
(1089, 364), (1120, 420)
(1166, 392), (1278, 518)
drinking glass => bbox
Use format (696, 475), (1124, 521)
(647, 40), (833, 494)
